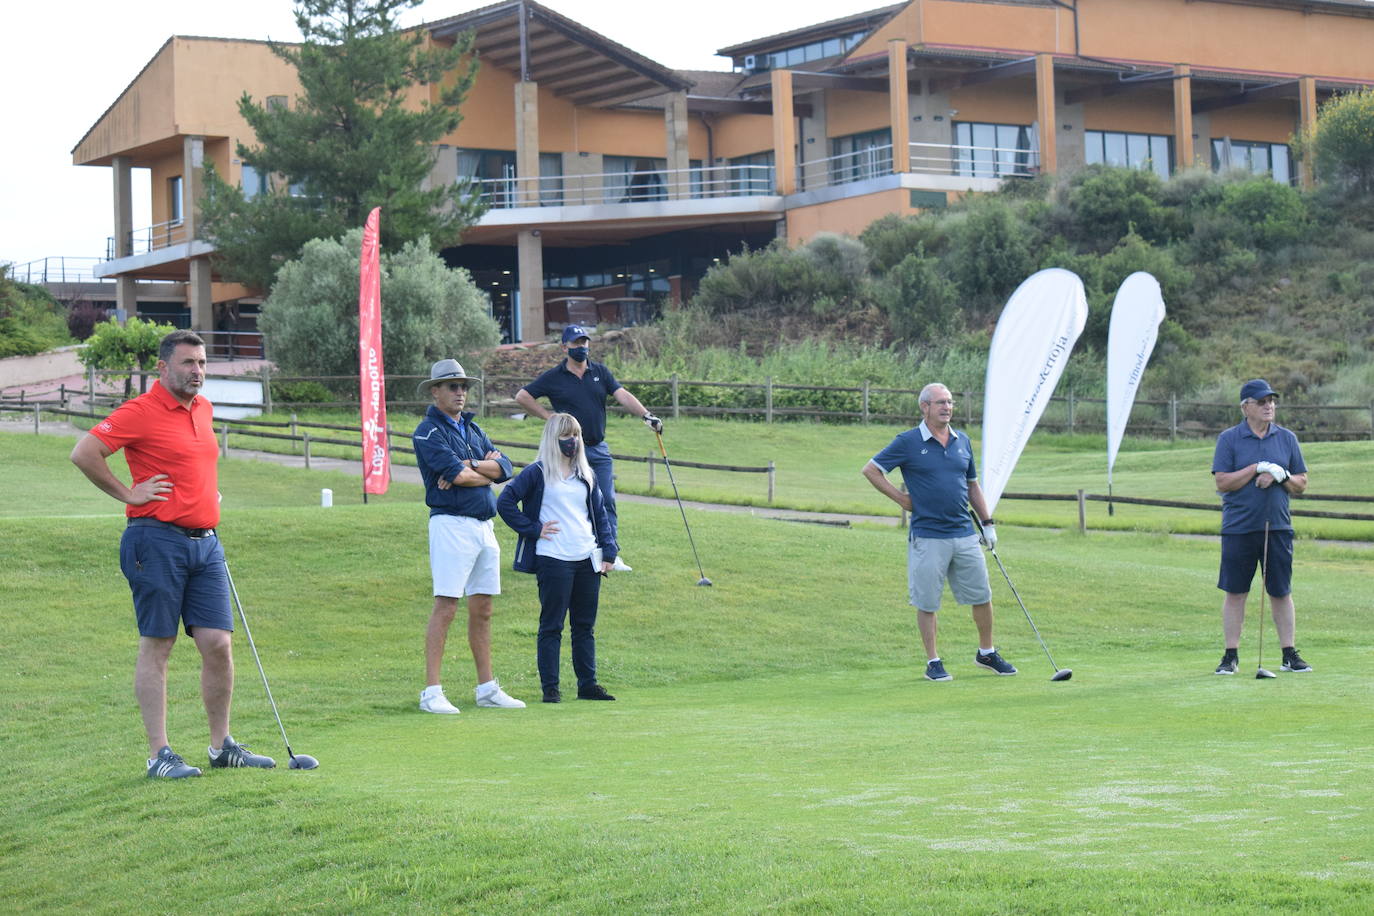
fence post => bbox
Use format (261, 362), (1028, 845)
(220, 423), (229, 457)
(261, 365), (273, 414)
(862, 381), (870, 424)
(1369, 400), (1373, 441)
(304, 433), (312, 470)
(671, 374), (679, 419)
(478, 368), (487, 418)
(1067, 388), (1075, 433)
(765, 376), (774, 424)
(33, 403), (40, 434)
(767, 460), (775, 503)
(291, 412), (299, 453)
(1077, 488), (1087, 535)
(87, 364), (97, 401)
(1170, 396), (1178, 443)
(648, 452), (656, 489)
(59, 384), (67, 409)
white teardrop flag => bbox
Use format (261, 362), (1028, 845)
(981, 268), (1088, 516)
(1106, 272), (1166, 494)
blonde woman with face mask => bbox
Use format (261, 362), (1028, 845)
(498, 413), (619, 703)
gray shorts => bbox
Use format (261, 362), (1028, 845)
(908, 534), (992, 611)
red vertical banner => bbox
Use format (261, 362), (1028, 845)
(358, 207), (390, 495)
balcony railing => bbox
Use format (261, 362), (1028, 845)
(106, 219), (191, 261)
(6, 256), (105, 284)
(469, 163), (777, 209)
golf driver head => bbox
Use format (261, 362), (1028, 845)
(1255, 668), (1277, 680)
(289, 754), (320, 770)
(697, 577), (713, 587)
(1050, 668), (1073, 681)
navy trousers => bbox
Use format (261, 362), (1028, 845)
(584, 441), (617, 541)
(535, 555), (601, 689)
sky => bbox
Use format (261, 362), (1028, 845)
(0, 0), (885, 272)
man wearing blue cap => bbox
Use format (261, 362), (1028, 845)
(1211, 379), (1311, 675)
(515, 325), (661, 570)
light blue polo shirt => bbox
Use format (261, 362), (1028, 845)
(1212, 420), (1306, 534)
(872, 421), (978, 538)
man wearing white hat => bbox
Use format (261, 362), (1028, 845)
(413, 359), (525, 713)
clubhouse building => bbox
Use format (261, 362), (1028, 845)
(72, 0), (1374, 346)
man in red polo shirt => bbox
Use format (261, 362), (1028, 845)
(71, 329), (275, 778)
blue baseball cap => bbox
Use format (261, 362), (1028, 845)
(561, 325), (592, 344)
(1239, 379), (1278, 403)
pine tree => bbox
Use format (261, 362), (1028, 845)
(200, 0), (483, 289)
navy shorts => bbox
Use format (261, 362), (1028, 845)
(120, 524), (233, 638)
(1218, 528), (1293, 597)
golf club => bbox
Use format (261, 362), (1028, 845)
(223, 559), (320, 769)
(653, 429), (712, 586)
(1255, 520), (1276, 679)
(970, 511), (1072, 681)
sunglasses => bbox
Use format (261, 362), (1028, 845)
(441, 382), (469, 392)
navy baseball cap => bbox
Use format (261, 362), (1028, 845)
(1239, 379), (1278, 403)
(561, 325), (592, 343)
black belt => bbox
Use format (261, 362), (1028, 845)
(127, 517), (217, 539)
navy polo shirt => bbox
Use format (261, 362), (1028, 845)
(524, 359), (622, 446)
(872, 421), (978, 538)
(1212, 420), (1306, 534)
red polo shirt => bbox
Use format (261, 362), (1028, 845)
(90, 380), (220, 529)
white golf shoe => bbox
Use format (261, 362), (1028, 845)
(611, 556), (633, 572)
(475, 680), (526, 708)
(419, 685), (461, 714)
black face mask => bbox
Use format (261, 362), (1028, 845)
(558, 437), (578, 458)
(567, 346), (589, 363)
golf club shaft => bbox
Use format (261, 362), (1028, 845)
(969, 511), (1061, 672)
(223, 559), (297, 758)
(1257, 520), (1269, 671)
(654, 430), (709, 581)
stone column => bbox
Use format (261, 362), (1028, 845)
(665, 90), (690, 199)
(889, 40), (910, 173)
(188, 258), (213, 332)
(517, 229), (545, 343)
(182, 136), (205, 240)
(1035, 53), (1058, 175)
(515, 81), (540, 206)
(112, 155), (137, 320)
(1298, 76), (1317, 189)
(1173, 65), (1194, 172)
(770, 70), (796, 196)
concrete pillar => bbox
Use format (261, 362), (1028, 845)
(665, 91), (690, 199)
(188, 258), (213, 332)
(1173, 65), (1194, 172)
(182, 136), (205, 239)
(771, 70), (797, 196)
(889, 40), (910, 173)
(515, 81), (540, 206)
(798, 91), (830, 190)
(116, 277), (137, 322)
(112, 155), (133, 259)
(517, 229), (545, 342)
(1298, 76), (1318, 189)
(1034, 53), (1057, 175)
(912, 78), (955, 174)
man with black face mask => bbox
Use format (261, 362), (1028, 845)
(515, 325), (661, 571)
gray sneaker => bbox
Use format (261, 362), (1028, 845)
(925, 659), (953, 681)
(148, 746), (202, 779)
(209, 736), (276, 769)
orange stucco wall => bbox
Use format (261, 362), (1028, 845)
(73, 40), (179, 165)
(826, 90), (892, 139)
(787, 188), (924, 243)
(1208, 100), (1301, 144)
(712, 113), (774, 159)
(1081, 94), (1177, 136)
(949, 82), (1039, 127)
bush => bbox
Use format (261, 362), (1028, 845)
(1066, 165), (1181, 249)
(1216, 179), (1307, 251)
(873, 246), (959, 342)
(943, 196), (1034, 309)
(270, 379), (333, 404)
(796, 233), (872, 314)
(259, 229), (500, 387)
(1296, 87), (1374, 195)
(0, 268), (72, 357)
(66, 300), (108, 340)
(859, 213), (950, 271)
(692, 238), (872, 317)
(77, 317), (177, 397)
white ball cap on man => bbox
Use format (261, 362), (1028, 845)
(417, 359), (480, 396)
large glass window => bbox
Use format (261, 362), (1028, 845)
(954, 122), (1038, 178)
(759, 31), (867, 70)
(603, 156), (668, 202)
(455, 149), (563, 206)
(1211, 138), (1292, 185)
(168, 176), (183, 225)
(830, 129), (892, 184)
(728, 151), (775, 195)
(240, 164), (267, 200)
(1084, 130), (1172, 179)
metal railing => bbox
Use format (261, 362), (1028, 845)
(469, 163), (778, 209)
(5, 257), (106, 284)
(106, 219), (191, 260)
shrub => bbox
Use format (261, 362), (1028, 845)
(943, 196), (1035, 309)
(1066, 165), (1181, 249)
(859, 212), (950, 271)
(259, 228), (500, 387)
(692, 237), (872, 317)
(66, 300), (108, 340)
(270, 379), (333, 404)
(1295, 87), (1374, 195)
(873, 246), (960, 342)
(1216, 179), (1307, 251)
(0, 268), (72, 357)
(77, 317), (176, 397)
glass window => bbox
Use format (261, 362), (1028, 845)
(822, 38), (841, 57)
(603, 156), (667, 202)
(168, 176), (183, 225)
(1210, 138), (1293, 185)
(241, 164), (266, 200)
(728, 151), (775, 195)
(830, 129), (892, 184)
(539, 152), (563, 206)
(1085, 129), (1171, 178)
(955, 122), (1036, 178)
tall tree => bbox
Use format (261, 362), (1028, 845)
(200, 0), (483, 289)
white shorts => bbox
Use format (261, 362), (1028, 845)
(908, 534), (992, 611)
(429, 515), (501, 598)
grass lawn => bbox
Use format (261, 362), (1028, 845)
(2, 430), (1372, 912)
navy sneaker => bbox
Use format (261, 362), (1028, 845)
(973, 650), (1018, 675)
(1280, 649), (1312, 673)
(148, 746), (201, 779)
(924, 659), (953, 681)
(1215, 653), (1238, 675)
(543, 687), (562, 703)
(209, 736), (276, 769)
(577, 684), (616, 701)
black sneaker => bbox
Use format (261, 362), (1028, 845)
(973, 650), (1018, 675)
(148, 746), (201, 779)
(1215, 653), (1238, 675)
(543, 687), (562, 703)
(924, 659), (953, 681)
(1281, 650), (1312, 673)
(209, 736), (276, 769)
(577, 684), (616, 701)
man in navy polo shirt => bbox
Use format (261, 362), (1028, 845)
(515, 325), (661, 570)
(862, 382), (1018, 682)
(1211, 379), (1311, 675)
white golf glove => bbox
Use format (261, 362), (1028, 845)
(979, 522), (997, 551)
(1256, 461), (1288, 483)
(643, 412), (663, 433)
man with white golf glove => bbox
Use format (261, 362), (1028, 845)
(978, 520), (997, 551)
(1254, 460), (1288, 484)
